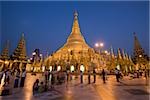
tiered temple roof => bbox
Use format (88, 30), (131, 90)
(11, 33), (27, 61)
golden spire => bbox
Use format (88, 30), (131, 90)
(0, 40), (9, 60)
(133, 32), (142, 52)
(59, 11), (90, 51)
(71, 11), (80, 34)
(122, 49), (126, 60)
(117, 48), (122, 59)
(12, 33), (27, 60)
(110, 46), (115, 58)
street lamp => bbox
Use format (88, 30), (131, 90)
(100, 43), (104, 47)
(95, 43), (99, 47)
(95, 42), (104, 53)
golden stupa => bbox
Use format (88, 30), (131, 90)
(45, 11), (101, 71)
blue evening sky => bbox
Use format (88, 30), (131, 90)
(0, 1), (149, 57)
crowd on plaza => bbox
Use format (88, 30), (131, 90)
(0, 68), (26, 96)
(32, 68), (149, 95)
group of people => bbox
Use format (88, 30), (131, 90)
(80, 69), (108, 84)
(32, 68), (150, 95)
(114, 68), (123, 82)
(33, 79), (46, 95)
(32, 69), (109, 95)
(0, 68), (26, 96)
(130, 69), (149, 79)
(33, 69), (67, 95)
(114, 68), (150, 82)
(14, 69), (26, 88)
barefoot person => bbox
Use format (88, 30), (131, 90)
(20, 69), (26, 87)
(33, 79), (39, 95)
(102, 69), (106, 84)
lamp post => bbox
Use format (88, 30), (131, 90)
(95, 42), (104, 54)
(95, 42), (104, 71)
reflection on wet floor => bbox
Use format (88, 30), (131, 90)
(0, 73), (149, 100)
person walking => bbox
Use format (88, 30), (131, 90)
(93, 69), (96, 83)
(38, 81), (45, 93)
(115, 68), (119, 82)
(80, 71), (83, 84)
(51, 71), (55, 89)
(102, 69), (106, 84)
(66, 70), (69, 82)
(20, 69), (26, 87)
(44, 70), (49, 82)
(33, 79), (39, 95)
(6, 69), (10, 84)
(14, 69), (20, 88)
(88, 70), (91, 84)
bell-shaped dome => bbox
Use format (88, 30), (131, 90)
(58, 11), (91, 52)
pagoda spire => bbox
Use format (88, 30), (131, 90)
(122, 49), (126, 60)
(129, 55), (133, 62)
(117, 48), (122, 60)
(133, 32), (148, 64)
(0, 40), (9, 60)
(133, 32), (145, 57)
(110, 46), (115, 58)
(11, 33), (27, 60)
(125, 53), (129, 61)
(71, 11), (80, 34)
(59, 11), (90, 51)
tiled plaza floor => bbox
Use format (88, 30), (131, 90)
(0, 73), (149, 100)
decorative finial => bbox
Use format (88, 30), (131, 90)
(133, 32), (136, 36)
(22, 32), (24, 37)
(74, 11), (78, 19)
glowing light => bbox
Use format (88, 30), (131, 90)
(95, 43), (99, 47)
(49, 66), (52, 72)
(139, 55), (142, 57)
(40, 54), (42, 57)
(32, 52), (36, 56)
(116, 65), (120, 70)
(104, 50), (108, 54)
(4, 61), (9, 64)
(100, 43), (104, 47)
(68, 49), (71, 52)
(57, 66), (61, 71)
(42, 66), (45, 72)
(27, 59), (30, 62)
(95, 42), (104, 47)
(70, 65), (74, 72)
(80, 65), (85, 72)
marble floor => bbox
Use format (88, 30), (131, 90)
(0, 73), (149, 100)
